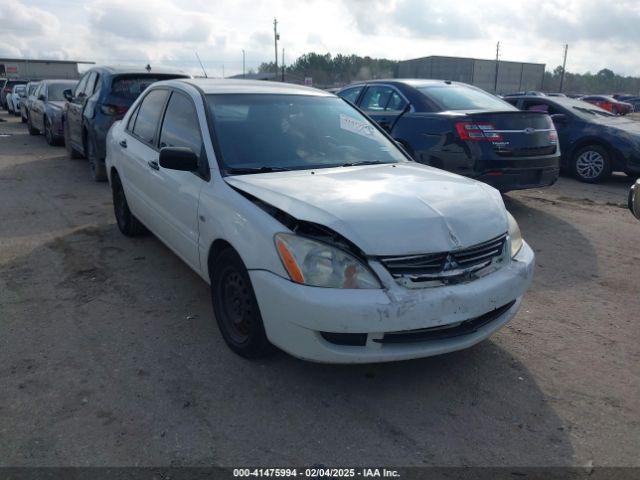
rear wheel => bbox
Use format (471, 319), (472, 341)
(572, 145), (611, 183)
(27, 115), (39, 135)
(64, 121), (82, 159)
(44, 117), (56, 146)
(112, 173), (146, 237)
(87, 136), (107, 182)
(211, 248), (272, 359)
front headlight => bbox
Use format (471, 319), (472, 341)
(507, 212), (523, 258)
(274, 233), (381, 289)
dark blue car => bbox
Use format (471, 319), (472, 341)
(504, 95), (640, 183)
(338, 80), (560, 192)
(62, 66), (190, 181)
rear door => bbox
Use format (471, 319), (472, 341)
(118, 88), (169, 230)
(30, 84), (44, 129)
(358, 85), (408, 132)
(150, 89), (205, 270)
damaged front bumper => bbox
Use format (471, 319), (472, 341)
(250, 241), (535, 363)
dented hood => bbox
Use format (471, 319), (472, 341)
(225, 163), (508, 256)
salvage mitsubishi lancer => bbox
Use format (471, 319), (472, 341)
(105, 79), (535, 363)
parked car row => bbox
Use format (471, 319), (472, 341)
(5, 73), (638, 363)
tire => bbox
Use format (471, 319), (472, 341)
(21, 114), (26, 124)
(211, 248), (272, 359)
(64, 121), (83, 159)
(27, 115), (39, 135)
(44, 117), (56, 146)
(87, 136), (107, 182)
(112, 173), (146, 237)
(572, 145), (611, 183)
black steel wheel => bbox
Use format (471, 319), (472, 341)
(211, 248), (272, 359)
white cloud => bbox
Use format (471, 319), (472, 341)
(2, 0), (640, 77)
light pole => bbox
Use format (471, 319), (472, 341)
(242, 49), (246, 78)
(273, 18), (279, 79)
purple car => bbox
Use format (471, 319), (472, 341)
(27, 79), (78, 145)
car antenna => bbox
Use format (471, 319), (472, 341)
(145, 63), (152, 72)
(195, 51), (208, 78)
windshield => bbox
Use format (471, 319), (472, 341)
(418, 84), (516, 111)
(206, 94), (408, 173)
(48, 83), (75, 101)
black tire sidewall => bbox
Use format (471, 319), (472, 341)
(211, 249), (271, 358)
(572, 145), (611, 183)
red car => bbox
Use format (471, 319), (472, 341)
(580, 95), (633, 115)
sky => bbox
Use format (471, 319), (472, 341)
(1, 0), (640, 78)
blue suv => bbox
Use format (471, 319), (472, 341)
(62, 66), (190, 181)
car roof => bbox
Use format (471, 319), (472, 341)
(343, 78), (462, 88)
(40, 79), (78, 85)
(167, 78), (334, 96)
(88, 65), (190, 76)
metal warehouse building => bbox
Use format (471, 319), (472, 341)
(0, 58), (94, 80)
(397, 56), (545, 94)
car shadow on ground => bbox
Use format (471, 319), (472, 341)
(1, 219), (575, 466)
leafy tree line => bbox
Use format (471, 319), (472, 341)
(259, 52), (397, 87)
(259, 52), (640, 95)
(543, 66), (640, 95)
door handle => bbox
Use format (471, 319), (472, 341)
(147, 160), (159, 171)
(119, 139), (127, 148)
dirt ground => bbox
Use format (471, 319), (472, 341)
(1, 109), (639, 467)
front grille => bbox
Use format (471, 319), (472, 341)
(379, 233), (507, 285)
(375, 300), (516, 344)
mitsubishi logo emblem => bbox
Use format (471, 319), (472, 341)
(442, 254), (460, 271)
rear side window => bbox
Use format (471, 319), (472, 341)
(131, 89), (168, 144)
(338, 86), (363, 104)
(159, 91), (202, 156)
(360, 86), (394, 111)
(418, 85), (515, 111)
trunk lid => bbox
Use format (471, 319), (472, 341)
(462, 111), (557, 157)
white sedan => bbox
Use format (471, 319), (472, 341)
(8, 84), (26, 115)
(106, 79), (534, 364)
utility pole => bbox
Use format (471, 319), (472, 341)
(559, 44), (569, 93)
(281, 47), (285, 82)
(242, 49), (246, 78)
(222, 65), (225, 79)
(494, 41), (500, 93)
(273, 18), (280, 79)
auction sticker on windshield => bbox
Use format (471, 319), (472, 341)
(340, 114), (375, 138)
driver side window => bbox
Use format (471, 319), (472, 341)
(74, 74), (89, 98)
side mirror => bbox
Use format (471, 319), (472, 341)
(629, 180), (640, 221)
(159, 147), (198, 171)
(38, 94), (45, 101)
(550, 113), (568, 124)
(63, 89), (73, 102)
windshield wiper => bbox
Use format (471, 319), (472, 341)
(225, 166), (292, 175)
(341, 161), (392, 167)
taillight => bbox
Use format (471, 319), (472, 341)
(100, 104), (128, 115)
(455, 122), (503, 141)
(548, 130), (558, 143)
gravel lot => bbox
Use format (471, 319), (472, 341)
(1, 109), (639, 467)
